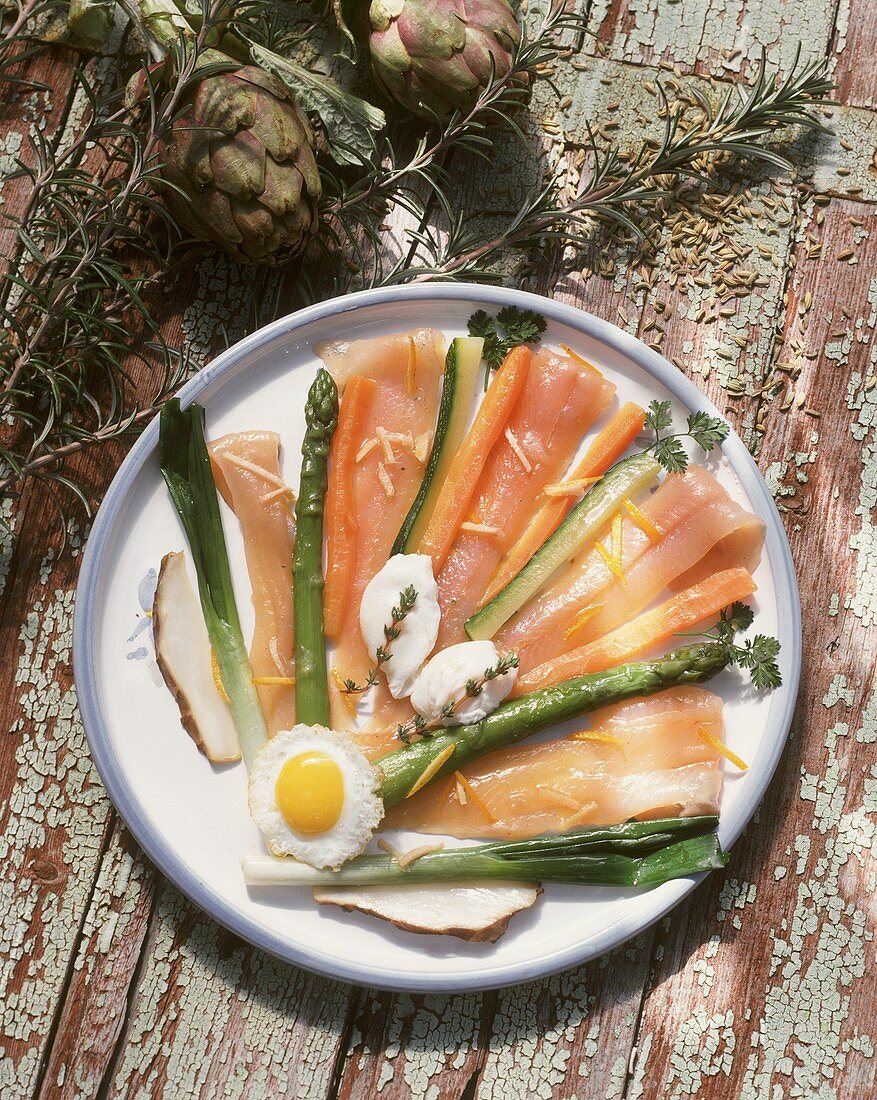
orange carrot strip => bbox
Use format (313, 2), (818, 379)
(479, 400), (646, 605)
(417, 345), (531, 570)
(324, 376), (377, 638)
(512, 566), (756, 695)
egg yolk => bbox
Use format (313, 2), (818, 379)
(275, 752), (344, 835)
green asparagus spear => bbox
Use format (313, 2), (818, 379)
(294, 369), (339, 726)
(378, 641), (730, 806)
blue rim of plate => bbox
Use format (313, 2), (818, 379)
(73, 283), (802, 993)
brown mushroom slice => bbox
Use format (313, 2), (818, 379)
(153, 551), (241, 764)
(313, 882), (540, 942)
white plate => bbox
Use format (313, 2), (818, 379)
(74, 285), (801, 992)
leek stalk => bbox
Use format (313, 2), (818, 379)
(242, 816), (726, 888)
(159, 399), (268, 768)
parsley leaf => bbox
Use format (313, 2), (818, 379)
(645, 398), (673, 434)
(467, 306), (546, 373)
(652, 436), (688, 474)
(644, 398), (730, 473)
(684, 604), (782, 690)
(687, 410), (730, 451)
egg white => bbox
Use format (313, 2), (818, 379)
(359, 553), (441, 698)
(248, 725), (383, 869)
(410, 641), (518, 726)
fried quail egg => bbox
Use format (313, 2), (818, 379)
(248, 725), (384, 869)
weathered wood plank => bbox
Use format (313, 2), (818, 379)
(102, 881), (351, 1100)
(626, 197), (877, 1098)
(0, 493), (114, 1100)
(336, 990), (490, 1100)
(831, 0), (877, 109)
(35, 822), (155, 1100)
(587, 0), (837, 81)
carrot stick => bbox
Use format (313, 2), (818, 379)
(417, 345), (531, 570)
(479, 401), (646, 605)
(324, 376), (377, 638)
(512, 566), (756, 695)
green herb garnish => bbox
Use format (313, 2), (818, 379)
(396, 651), (520, 743)
(644, 399), (731, 474)
(343, 585), (418, 694)
(468, 307), (547, 375)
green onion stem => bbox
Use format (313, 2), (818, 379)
(242, 817), (726, 887)
(159, 399), (268, 768)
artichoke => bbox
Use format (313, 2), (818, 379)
(141, 60), (322, 264)
(368, 0), (524, 119)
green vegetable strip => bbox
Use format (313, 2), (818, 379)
(159, 399), (268, 768)
(392, 336), (483, 555)
(466, 451), (662, 640)
(294, 369), (339, 726)
(241, 818), (726, 887)
(379, 642), (730, 806)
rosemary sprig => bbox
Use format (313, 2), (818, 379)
(644, 399), (730, 474)
(343, 584), (418, 694)
(396, 651), (520, 743)
(395, 48), (833, 282)
(0, 3), (235, 518)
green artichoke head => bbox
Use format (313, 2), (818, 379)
(368, 0), (525, 119)
(143, 59), (322, 264)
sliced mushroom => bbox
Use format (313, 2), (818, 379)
(153, 551), (241, 764)
(313, 882), (540, 942)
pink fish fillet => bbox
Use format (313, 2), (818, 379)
(385, 686), (726, 840)
(209, 431), (296, 735)
(435, 346), (615, 648)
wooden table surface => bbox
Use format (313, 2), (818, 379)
(2, 3), (876, 1097)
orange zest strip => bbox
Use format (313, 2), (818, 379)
(478, 401), (646, 607)
(331, 667), (359, 717)
(563, 602), (604, 642)
(595, 540), (626, 583)
(324, 376), (377, 639)
(252, 676), (297, 686)
(611, 512), (623, 564)
(699, 726), (749, 770)
(210, 648), (229, 703)
(568, 728), (624, 748)
(406, 743), (456, 798)
(406, 335), (417, 396)
(454, 770), (498, 823)
(513, 566), (757, 695)
(622, 498), (664, 541)
(559, 343), (604, 376)
(418, 345), (531, 570)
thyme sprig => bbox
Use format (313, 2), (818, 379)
(342, 584), (417, 694)
(644, 399), (731, 474)
(396, 651), (520, 744)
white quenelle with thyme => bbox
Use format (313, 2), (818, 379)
(359, 554), (441, 698)
(410, 640), (519, 727)
(248, 726), (382, 870)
